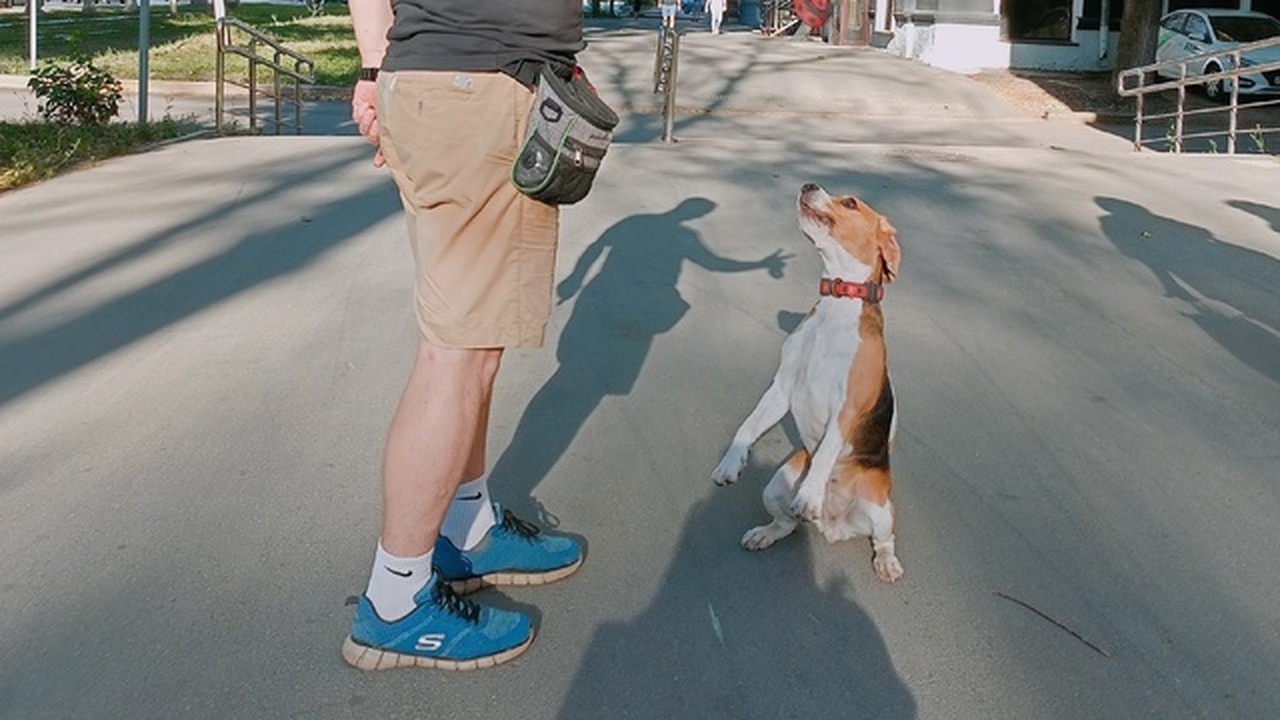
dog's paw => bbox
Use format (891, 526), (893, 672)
(788, 489), (823, 521)
(873, 553), (904, 583)
(710, 447), (748, 486)
(741, 522), (793, 551)
(871, 536), (903, 583)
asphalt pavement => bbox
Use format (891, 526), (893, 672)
(3, 19), (1280, 720)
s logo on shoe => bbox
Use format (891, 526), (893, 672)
(415, 633), (446, 651)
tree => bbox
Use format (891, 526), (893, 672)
(1113, 0), (1161, 80)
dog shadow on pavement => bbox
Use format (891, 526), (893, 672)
(486, 197), (787, 525)
(1097, 197), (1280, 386)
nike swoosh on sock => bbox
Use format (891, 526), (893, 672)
(458, 492), (484, 501)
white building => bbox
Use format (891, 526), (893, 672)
(874, 0), (1280, 71)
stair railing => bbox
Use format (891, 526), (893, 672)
(213, 4), (317, 135)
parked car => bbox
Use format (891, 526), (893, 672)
(1155, 9), (1280, 100)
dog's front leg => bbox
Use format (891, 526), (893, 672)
(868, 501), (903, 583)
(711, 380), (789, 486)
(788, 423), (844, 520)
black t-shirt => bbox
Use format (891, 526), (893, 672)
(382, 0), (585, 75)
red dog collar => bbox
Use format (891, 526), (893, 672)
(819, 278), (884, 304)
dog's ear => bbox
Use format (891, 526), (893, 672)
(876, 216), (901, 283)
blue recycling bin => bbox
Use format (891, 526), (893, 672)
(737, 0), (761, 28)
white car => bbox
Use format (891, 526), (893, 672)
(1155, 9), (1280, 99)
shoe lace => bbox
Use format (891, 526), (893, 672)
(431, 575), (481, 624)
(500, 508), (542, 539)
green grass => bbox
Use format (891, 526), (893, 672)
(0, 117), (200, 191)
(0, 3), (354, 191)
(0, 4), (359, 86)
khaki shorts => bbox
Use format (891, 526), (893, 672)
(376, 70), (560, 349)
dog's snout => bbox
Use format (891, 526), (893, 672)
(800, 182), (820, 194)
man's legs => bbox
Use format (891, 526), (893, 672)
(346, 69), (581, 672)
(380, 341), (501, 559)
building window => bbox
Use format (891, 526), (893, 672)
(1002, 0), (1073, 41)
(1078, 0), (1123, 31)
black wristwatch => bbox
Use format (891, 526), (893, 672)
(358, 67), (380, 82)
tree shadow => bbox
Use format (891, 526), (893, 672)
(488, 197), (787, 525)
(556, 495), (917, 719)
(1096, 196), (1280, 385)
(1227, 199), (1280, 232)
(0, 143), (398, 410)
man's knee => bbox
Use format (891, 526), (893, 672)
(417, 341), (504, 385)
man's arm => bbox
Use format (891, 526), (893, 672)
(348, 0), (393, 166)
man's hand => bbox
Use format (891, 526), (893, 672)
(351, 79), (385, 168)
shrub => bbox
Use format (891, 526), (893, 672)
(27, 58), (124, 125)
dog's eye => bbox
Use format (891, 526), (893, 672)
(840, 198), (859, 209)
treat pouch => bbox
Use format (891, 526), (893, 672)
(512, 66), (619, 205)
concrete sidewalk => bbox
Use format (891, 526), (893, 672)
(3, 26), (1280, 720)
(1, 25), (1132, 147)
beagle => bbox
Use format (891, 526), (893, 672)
(711, 183), (903, 583)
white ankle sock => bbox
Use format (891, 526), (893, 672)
(364, 541), (432, 622)
(439, 477), (497, 551)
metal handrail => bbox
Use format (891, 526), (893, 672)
(1117, 36), (1280, 154)
(763, 0), (800, 37)
(215, 15), (316, 135)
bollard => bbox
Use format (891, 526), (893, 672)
(653, 28), (680, 143)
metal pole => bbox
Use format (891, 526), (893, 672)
(1227, 49), (1239, 155)
(138, 0), (150, 124)
(248, 42), (258, 133)
(273, 50), (283, 134)
(662, 31), (678, 143)
(1133, 91), (1143, 152)
(214, 0), (227, 134)
(28, 0), (37, 71)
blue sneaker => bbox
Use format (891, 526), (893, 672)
(342, 573), (533, 671)
(435, 504), (584, 594)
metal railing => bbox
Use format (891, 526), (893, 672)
(763, 0), (801, 36)
(214, 15), (316, 135)
(1117, 36), (1280, 154)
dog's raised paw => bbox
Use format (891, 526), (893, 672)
(788, 493), (822, 521)
(710, 448), (747, 486)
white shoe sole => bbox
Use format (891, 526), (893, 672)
(341, 629), (534, 671)
(445, 555), (584, 595)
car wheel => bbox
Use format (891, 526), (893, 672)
(1202, 63), (1225, 102)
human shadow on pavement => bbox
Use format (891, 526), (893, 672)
(556, 495), (917, 719)
(487, 197), (788, 525)
(1097, 196), (1280, 386)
